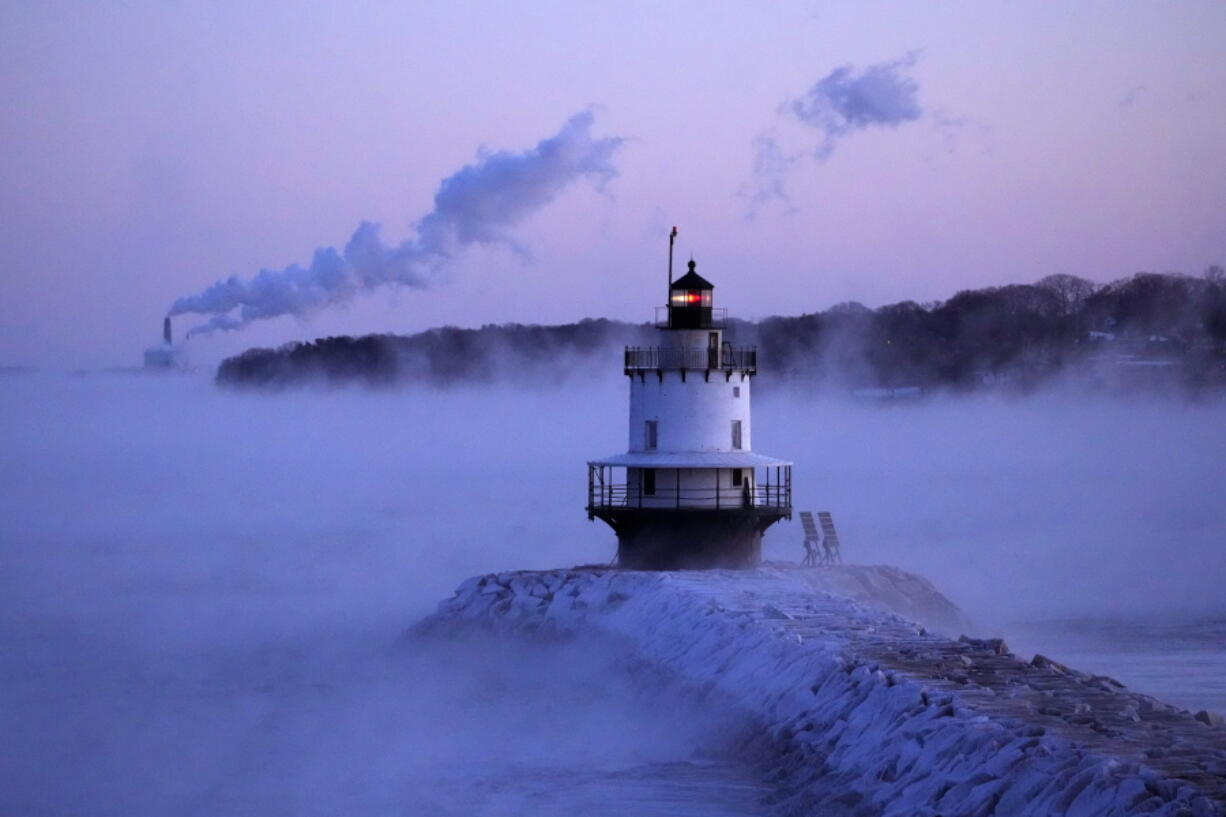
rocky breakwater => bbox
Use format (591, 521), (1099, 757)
(415, 564), (1226, 816)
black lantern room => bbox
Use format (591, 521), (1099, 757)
(668, 260), (715, 329)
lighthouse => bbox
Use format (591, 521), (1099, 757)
(587, 246), (792, 569)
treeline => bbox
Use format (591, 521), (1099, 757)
(216, 270), (1226, 391)
(216, 318), (650, 388)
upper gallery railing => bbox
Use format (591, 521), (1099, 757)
(653, 306), (727, 328)
(624, 346), (757, 374)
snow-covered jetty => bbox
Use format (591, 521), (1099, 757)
(417, 565), (1226, 816)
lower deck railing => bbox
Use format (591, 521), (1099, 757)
(586, 485), (791, 511)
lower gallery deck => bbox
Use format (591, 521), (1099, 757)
(586, 463), (792, 511)
(587, 463), (792, 569)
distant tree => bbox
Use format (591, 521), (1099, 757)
(828, 301), (872, 316)
(1205, 265), (1225, 284)
(1087, 273), (1208, 339)
(868, 301), (942, 386)
(926, 285), (1064, 382)
(1204, 277), (1226, 352)
(1035, 274), (1098, 317)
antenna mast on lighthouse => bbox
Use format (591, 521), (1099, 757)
(668, 226), (678, 294)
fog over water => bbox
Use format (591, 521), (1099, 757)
(2, 372), (1223, 814)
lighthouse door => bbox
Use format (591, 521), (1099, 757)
(707, 332), (719, 369)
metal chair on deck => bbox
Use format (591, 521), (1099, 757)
(817, 511), (842, 565)
(800, 511), (820, 566)
(800, 510), (842, 566)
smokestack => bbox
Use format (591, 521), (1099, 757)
(163, 317), (172, 346)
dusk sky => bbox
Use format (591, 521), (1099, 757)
(3, 1), (1224, 368)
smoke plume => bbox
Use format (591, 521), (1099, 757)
(169, 112), (623, 337)
(741, 53), (925, 209)
(788, 53), (923, 159)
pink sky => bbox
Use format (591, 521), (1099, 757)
(2, 1), (1224, 367)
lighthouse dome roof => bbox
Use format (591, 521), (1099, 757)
(671, 260), (713, 291)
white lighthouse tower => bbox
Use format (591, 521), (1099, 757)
(587, 249), (792, 569)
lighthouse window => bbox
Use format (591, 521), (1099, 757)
(670, 290), (712, 307)
(645, 420), (658, 450)
(731, 420), (743, 449)
(643, 469), (656, 495)
(733, 386), (741, 398)
(732, 469), (743, 487)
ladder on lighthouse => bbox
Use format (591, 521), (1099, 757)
(800, 511), (842, 566)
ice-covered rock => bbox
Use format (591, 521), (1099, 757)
(415, 565), (1226, 816)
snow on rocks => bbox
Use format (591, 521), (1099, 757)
(416, 565), (1226, 816)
